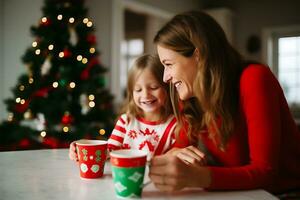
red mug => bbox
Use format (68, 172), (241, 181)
(76, 139), (108, 179)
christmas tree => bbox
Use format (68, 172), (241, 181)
(0, 0), (115, 150)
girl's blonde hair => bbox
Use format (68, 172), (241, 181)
(154, 11), (245, 149)
(119, 54), (173, 123)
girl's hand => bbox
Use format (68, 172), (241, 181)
(149, 153), (211, 192)
(167, 146), (207, 166)
(69, 141), (78, 162)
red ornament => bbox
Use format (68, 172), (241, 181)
(15, 86), (54, 113)
(80, 69), (89, 80)
(19, 138), (31, 149)
(33, 87), (52, 98)
(80, 57), (99, 80)
(15, 100), (30, 113)
(43, 137), (59, 148)
(87, 34), (96, 44)
(88, 57), (99, 67)
(63, 49), (72, 58)
(60, 141), (70, 148)
(61, 113), (73, 125)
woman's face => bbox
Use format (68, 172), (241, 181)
(157, 45), (198, 100)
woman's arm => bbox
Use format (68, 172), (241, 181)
(149, 153), (211, 191)
(207, 65), (282, 190)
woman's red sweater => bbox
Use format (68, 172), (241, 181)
(175, 64), (300, 193)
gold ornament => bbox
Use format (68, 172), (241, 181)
(29, 77), (34, 84)
(32, 41), (38, 47)
(19, 85), (25, 91)
(88, 94), (95, 101)
(69, 82), (76, 89)
(41, 17), (47, 23)
(63, 126), (69, 133)
(99, 129), (105, 135)
(89, 101), (95, 108)
(89, 47), (95, 54)
(24, 109), (33, 119)
(57, 14), (63, 20)
(87, 21), (93, 27)
(40, 131), (47, 137)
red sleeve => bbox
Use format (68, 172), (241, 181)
(172, 122), (190, 148)
(208, 65), (282, 190)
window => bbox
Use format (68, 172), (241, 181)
(264, 25), (300, 119)
(120, 39), (144, 95)
(278, 37), (300, 104)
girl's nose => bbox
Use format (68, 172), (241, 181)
(163, 68), (171, 83)
(142, 89), (150, 97)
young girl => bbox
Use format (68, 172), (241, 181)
(107, 53), (178, 159)
(69, 54), (179, 161)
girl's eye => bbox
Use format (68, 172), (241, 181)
(134, 88), (141, 92)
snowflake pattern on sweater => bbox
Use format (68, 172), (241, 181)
(107, 114), (177, 159)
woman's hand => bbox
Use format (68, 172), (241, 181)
(167, 146), (207, 166)
(68, 141), (78, 162)
(149, 152), (211, 192)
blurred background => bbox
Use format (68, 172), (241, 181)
(0, 0), (300, 150)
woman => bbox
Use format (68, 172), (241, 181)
(149, 10), (300, 196)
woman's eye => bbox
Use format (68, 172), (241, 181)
(165, 63), (172, 68)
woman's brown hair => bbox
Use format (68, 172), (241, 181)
(154, 11), (244, 149)
(119, 54), (173, 123)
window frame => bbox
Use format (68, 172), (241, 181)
(262, 25), (300, 120)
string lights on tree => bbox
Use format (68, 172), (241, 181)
(0, 0), (115, 151)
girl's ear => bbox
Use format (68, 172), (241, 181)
(194, 48), (200, 62)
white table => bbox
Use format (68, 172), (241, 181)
(0, 149), (278, 200)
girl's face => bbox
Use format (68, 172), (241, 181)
(133, 68), (167, 120)
(157, 45), (198, 100)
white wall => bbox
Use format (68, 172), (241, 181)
(85, 0), (112, 82)
(0, 0), (43, 120)
(0, 0), (4, 120)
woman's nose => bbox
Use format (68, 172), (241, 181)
(163, 68), (171, 83)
